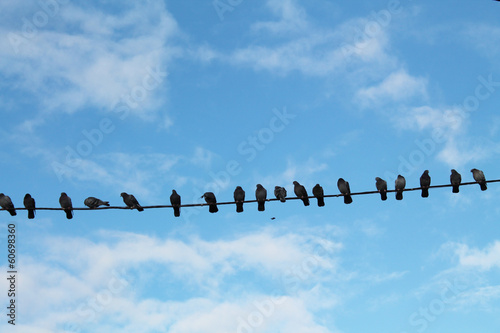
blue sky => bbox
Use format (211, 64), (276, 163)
(1, 0), (500, 332)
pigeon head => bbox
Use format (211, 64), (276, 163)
(120, 192), (127, 197)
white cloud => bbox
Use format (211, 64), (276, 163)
(5, 226), (343, 332)
(356, 69), (428, 107)
(0, 1), (180, 119)
(452, 241), (500, 270)
(251, 0), (309, 35)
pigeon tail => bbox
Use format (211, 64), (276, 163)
(7, 208), (16, 216)
(480, 182), (487, 191)
(65, 209), (73, 219)
(317, 197), (325, 207)
(421, 188), (429, 198)
(209, 204), (218, 213)
(173, 206), (180, 217)
(136, 205), (144, 212)
(344, 195), (353, 204)
(301, 197), (310, 206)
(452, 185), (460, 193)
(102, 201), (110, 206)
(236, 202), (243, 213)
(380, 191), (387, 201)
(258, 201), (265, 211)
(396, 191), (403, 200)
(27, 209), (35, 219)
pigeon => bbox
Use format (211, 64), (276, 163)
(420, 170), (431, 198)
(59, 192), (73, 219)
(234, 186), (245, 213)
(255, 184), (267, 211)
(312, 184), (325, 207)
(120, 192), (144, 211)
(201, 192), (218, 213)
(0, 193), (16, 216)
(395, 175), (406, 200)
(337, 178), (353, 204)
(84, 196), (110, 209)
(170, 190), (181, 217)
(450, 169), (462, 193)
(293, 181), (310, 206)
(471, 168), (487, 191)
(274, 186), (287, 203)
(375, 177), (387, 201)
(23, 193), (36, 219)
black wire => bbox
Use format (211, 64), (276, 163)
(2, 179), (498, 212)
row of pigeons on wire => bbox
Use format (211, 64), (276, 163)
(0, 168), (489, 220)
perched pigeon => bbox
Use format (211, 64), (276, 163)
(420, 170), (431, 198)
(84, 196), (110, 209)
(233, 186), (245, 213)
(255, 184), (267, 211)
(120, 192), (144, 211)
(59, 192), (73, 219)
(274, 186), (287, 203)
(23, 193), (36, 219)
(201, 192), (218, 213)
(0, 193), (16, 216)
(375, 177), (387, 201)
(337, 178), (353, 204)
(312, 184), (325, 207)
(471, 168), (487, 191)
(450, 169), (462, 193)
(293, 181), (310, 206)
(170, 190), (181, 217)
(395, 175), (406, 200)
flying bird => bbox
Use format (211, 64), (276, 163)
(337, 178), (353, 204)
(420, 170), (431, 198)
(312, 184), (325, 207)
(395, 175), (406, 200)
(233, 186), (245, 213)
(293, 181), (310, 206)
(201, 192), (218, 213)
(450, 169), (462, 193)
(274, 186), (287, 203)
(120, 192), (144, 211)
(59, 192), (73, 219)
(255, 184), (267, 211)
(375, 177), (387, 201)
(0, 193), (16, 216)
(471, 168), (487, 191)
(23, 193), (36, 219)
(170, 190), (181, 217)
(84, 197), (110, 209)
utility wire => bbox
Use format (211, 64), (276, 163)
(2, 179), (499, 212)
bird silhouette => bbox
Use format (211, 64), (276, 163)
(395, 175), (406, 200)
(201, 192), (218, 213)
(375, 177), (387, 201)
(24, 193), (36, 219)
(337, 178), (353, 204)
(471, 168), (487, 191)
(233, 186), (245, 213)
(450, 169), (461, 193)
(255, 184), (267, 211)
(312, 184), (325, 207)
(121, 192), (144, 211)
(84, 197), (110, 208)
(274, 186), (287, 203)
(170, 190), (181, 217)
(293, 181), (310, 206)
(59, 192), (73, 219)
(420, 170), (431, 198)
(0, 193), (16, 216)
